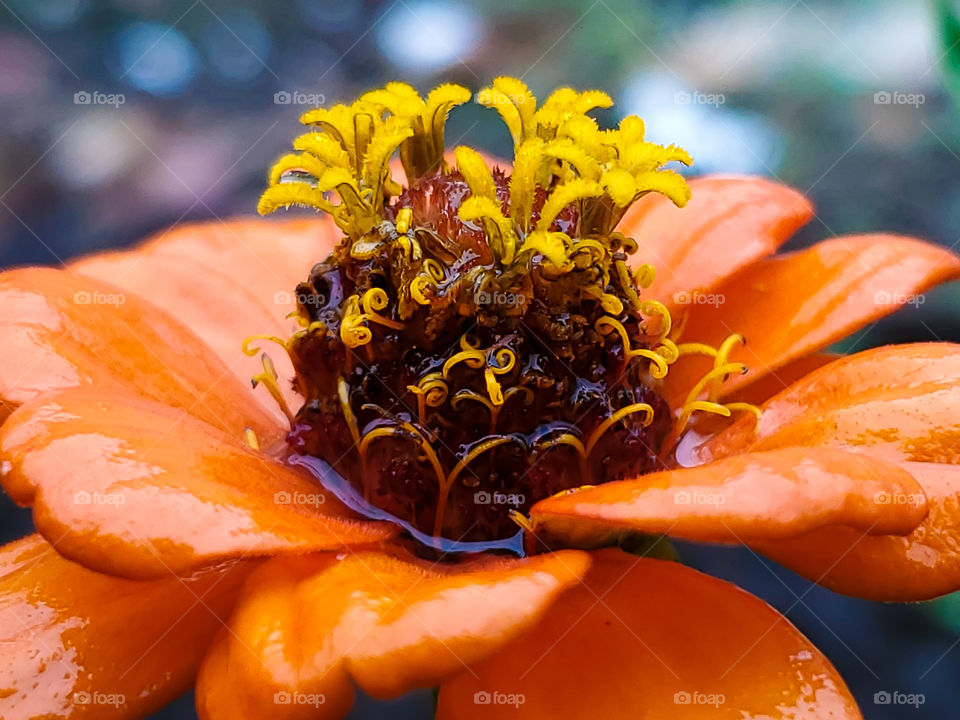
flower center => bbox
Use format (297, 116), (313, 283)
(252, 78), (757, 547)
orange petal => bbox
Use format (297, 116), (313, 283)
(698, 343), (960, 600)
(529, 447), (925, 548)
(0, 387), (395, 578)
(754, 462), (960, 601)
(72, 217), (338, 420)
(663, 235), (960, 404)
(437, 548), (861, 720)
(0, 267), (282, 442)
(621, 175), (813, 305)
(724, 352), (841, 406)
(195, 548), (590, 720)
(0, 534), (250, 720)
(703, 342), (960, 463)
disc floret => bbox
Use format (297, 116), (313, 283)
(255, 77), (756, 544)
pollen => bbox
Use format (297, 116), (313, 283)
(256, 77), (758, 544)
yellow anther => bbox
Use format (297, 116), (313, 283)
(251, 353), (294, 424)
(677, 400), (731, 434)
(516, 231), (570, 268)
(484, 367), (505, 406)
(408, 373), (449, 424)
(361, 287), (403, 329)
(477, 76), (536, 145)
(455, 146), (498, 202)
(640, 299), (672, 339)
(395, 207), (413, 234)
(594, 315), (668, 378)
(410, 275), (433, 305)
(600, 293), (624, 316)
(241, 333), (289, 357)
(442, 348), (486, 379)
(509, 509), (536, 534)
(243, 428), (260, 451)
(634, 263), (657, 289)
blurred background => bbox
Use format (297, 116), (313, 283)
(1, 0), (960, 717)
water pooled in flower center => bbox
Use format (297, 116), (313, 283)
(255, 78), (752, 544)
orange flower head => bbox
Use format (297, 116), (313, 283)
(4, 74), (960, 720)
(254, 78), (754, 546)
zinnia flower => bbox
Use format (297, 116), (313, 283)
(2, 77), (959, 720)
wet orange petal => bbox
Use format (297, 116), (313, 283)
(0, 534), (250, 720)
(703, 342), (960, 464)
(437, 548), (861, 720)
(700, 343), (960, 600)
(754, 463), (960, 601)
(0, 267), (282, 442)
(72, 217), (338, 420)
(663, 235), (960, 404)
(195, 548), (590, 719)
(723, 352), (841, 406)
(0, 387), (395, 578)
(621, 175), (812, 305)
(529, 447), (925, 548)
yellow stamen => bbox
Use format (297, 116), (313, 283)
(395, 207), (413, 234)
(584, 403), (655, 459)
(251, 353), (294, 424)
